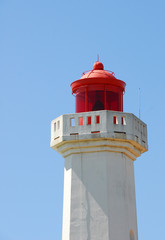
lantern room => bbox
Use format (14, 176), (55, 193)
(71, 61), (126, 113)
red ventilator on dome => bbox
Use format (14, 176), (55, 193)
(71, 61), (126, 113)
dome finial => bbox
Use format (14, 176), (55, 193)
(93, 58), (104, 70)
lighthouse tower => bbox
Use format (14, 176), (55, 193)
(50, 61), (148, 240)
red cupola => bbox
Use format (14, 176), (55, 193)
(71, 61), (126, 113)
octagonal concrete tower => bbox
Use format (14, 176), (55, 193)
(50, 61), (148, 240)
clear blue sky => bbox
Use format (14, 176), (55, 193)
(0, 0), (165, 239)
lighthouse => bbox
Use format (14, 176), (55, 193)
(50, 61), (148, 240)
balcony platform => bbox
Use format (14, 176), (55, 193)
(50, 110), (148, 161)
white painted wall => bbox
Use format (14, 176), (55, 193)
(62, 151), (138, 240)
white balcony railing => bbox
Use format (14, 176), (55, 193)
(51, 111), (147, 149)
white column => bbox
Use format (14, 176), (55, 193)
(62, 151), (138, 240)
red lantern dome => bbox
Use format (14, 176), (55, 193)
(71, 61), (126, 113)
